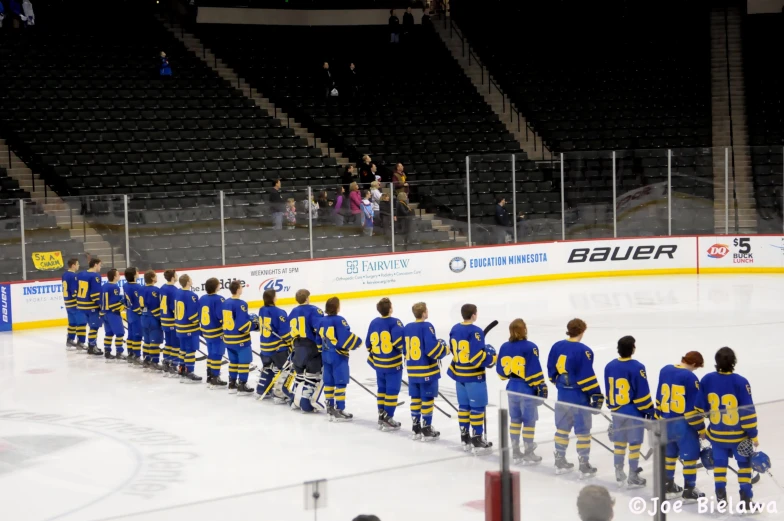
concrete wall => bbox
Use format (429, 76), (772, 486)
(197, 7), (424, 25)
(748, 0), (784, 14)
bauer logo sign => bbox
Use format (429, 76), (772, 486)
(567, 244), (678, 263)
(0, 283), (11, 332)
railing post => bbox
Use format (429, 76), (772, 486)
(511, 154), (517, 244)
(612, 151), (617, 238)
(466, 156), (472, 247)
(123, 194), (129, 268)
(31, 170), (35, 193)
(560, 153), (566, 240)
(725, 147), (729, 235)
(20, 199), (26, 280)
(308, 186), (314, 259)
(219, 190), (226, 265)
(390, 182), (396, 253)
(667, 149), (672, 236)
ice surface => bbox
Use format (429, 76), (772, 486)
(1, 275), (783, 521)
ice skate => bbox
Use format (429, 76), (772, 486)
(209, 375), (227, 389)
(66, 339), (77, 351)
(86, 345), (103, 356)
(665, 480), (684, 499)
(739, 491), (760, 513)
(411, 420), (422, 441)
(131, 355), (143, 367)
(329, 407), (353, 422)
(615, 465), (627, 486)
(142, 359), (152, 371)
(627, 469), (646, 488)
(520, 443), (542, 465)
(682, 487), (704, 502)
(273, 396), (290, 405)
(460, 427), (471, 452)
(715, 488), (727, 505)
(512, 442), (525, 464)
(227, 380), (237, 394)
(236, 381), (254, 396)
(578, 457), (597, 479)
(115, 353), (127, 362)
(75, 341), (87, 352)
(180, 372), (202, 384)
(471, 434), (493, 455)
(378, 411), (401, 431)
(421, 424), (440, 442)
(104, 352), (116, 362)
(554, 452), (575, 475)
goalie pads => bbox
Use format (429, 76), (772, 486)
(292, 372), (324, 413)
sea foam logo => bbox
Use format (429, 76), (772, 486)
(449, 257), (467, 273)
(346, 258), (410, 274)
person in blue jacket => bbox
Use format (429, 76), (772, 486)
(160, 51), (172, 77)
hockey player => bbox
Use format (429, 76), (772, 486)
(546, 318), (602, 477)
(100, 268), (125, 361)
(448, 303), (496, 454)
(603, 336), (655, 488)
(141, 270), (163, 371)
(123, 267), (143, 364)
(159, 269), (180, 376)
(222, 280), (255, 395)
(174, 274), (202, 383)
(656, 351), (707, 501)
(403, 302), (448, 441)
(288, 289), (325, 412)
(256, 288), (292, 402)
(76, 258), (103, 356)
(320, 297), (362, 422)
(697, 347), (760, 509)
(496, 318), (546, 464)
(199, 278), (226, 388)
(62, 258), (86, 350)
(366, 298), (405, 431)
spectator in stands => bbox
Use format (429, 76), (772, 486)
(393, 163), (409, 195)
(396, 192), (414, 249)
(577, 485), (614, 521)
(516, 212), (529, 242)
(342, 164), (357, 193)
(379, 190), (393, 235)
(323, 62), (336, 99)
(269, 179), (285, 230)
(317, 190), (332, 224)
(359, 157), (376, 189)
(333, 186), (346, 226)
(347, 62), (360, 99)
(348, 182), (362, 225)
(494, 196), (510, 244)
(370, 180), (382, 215)
(0, 2), (5, 28)
(389, 10), (401, 44)
(160, 52), (172, 78)
(361, 191), (374, 237)
(302, 193), (319, 223)
(421, 6), (431, 27)
(358, 155), (374, 186)
(22, 0), (34, 27)
(402, 7), (415, 42)
(285, 198), (297, 228)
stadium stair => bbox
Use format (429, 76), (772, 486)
(431, 15), (553, 163)
(711, 5), (757, 233)
(0, 139), (127, 268)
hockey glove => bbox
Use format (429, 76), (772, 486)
(483, 344), (497, 367)
(536, 383), (548, 399)
(641, 409), (656, 421)
(590, 393), (604, 412)
(249, 313), (260, 332)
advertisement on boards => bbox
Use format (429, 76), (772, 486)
(699, 236), (784, 272)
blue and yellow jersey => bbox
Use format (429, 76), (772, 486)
(159, 282), (178, 329)
(447, 322), (494, 382)
(174, 288), (199, 334)
(100, 282), (124, 315)
(76, 270), (102, 311)
(123, 282), (143, 320)
(319, 315), (362, 357)
(288, 304), (324, 348)
(366, 316), (405, 372)
(258, 305), (292, 353)
(222, 297), (252, 345)
(603, 357), (655, 416)
(656, 364), (705, 434)
(547, 339), (599, 399)
(198, 294), (225, 340)
(403, 320), (447, 383)
(697, 372), (758, 444)
(141, 284), (162, 319)
(496, 339), (544, 394)
(62, 271), (78, 309)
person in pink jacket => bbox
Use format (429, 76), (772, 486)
(348, 182), (362, 225)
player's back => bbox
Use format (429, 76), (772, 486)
(76, 271), (101, 310)
(547, 339), (597, 403)
(198, 294), (224, 339)
(141, 285), (161, 318)
(174, 288), (199, 334)
(403, 320), (446, 382)
(124, 282), (143, 319)
(656, 364), (699, 420)
(366, 316), (404, 372)
(62, 271), (78, 310)
(289, 304), (323, 347)
(604, 357), (652, 416)
(100, 282), (123, 314)
(699, 371), (757, 444)
(496, 339), (543, 394)
(159, 283), (177, 329)
(222, 297), (251, 344)
(258, 304), (291, 352)
(447, 322), (487, 382)
(319, 315), (361, 357)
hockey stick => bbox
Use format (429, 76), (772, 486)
(350, 376), (405, 406)
(122, 317), (229, 365)
(606, 412), (654, 461)
(482, 320), (499, 438)
(257, 359), (292, 401)
(401, 379), (452, 418)
(542, 402), (615, 455)
(726, 465), (762, 484)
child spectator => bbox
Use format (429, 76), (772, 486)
(333, 186), (346, 226)
(160, 52), (172, 78)
(301, 194), (319, 222)
(348, 182), (362, 225)
(361, 191), (374, 237)
(370, 181), (382, 214)
(285, 198), (296, 228)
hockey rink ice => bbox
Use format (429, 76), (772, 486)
(1, 274), (783, 521)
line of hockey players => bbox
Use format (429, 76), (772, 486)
(61, 258), (771, 509)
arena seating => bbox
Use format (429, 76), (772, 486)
(744, 14), (784, 231)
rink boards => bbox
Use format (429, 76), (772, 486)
(2, 234), (783, 331)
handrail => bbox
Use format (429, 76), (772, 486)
(449, 18), (466, 57)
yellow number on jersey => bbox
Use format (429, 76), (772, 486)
(200, 306), (211, 326)
(707, 393), (739, 426)
(450, 339), (470, 364)
(139, 296), (145, 309)
(607, 377), (631, 406)
(62, 281), (69, 296)
(222, 310), (235, 331)
(290, 317), (306, 337)
(371, 331), (393, 355)
(175, 301), (185, 321)
(320, 326), (337, 346)
(555, 354), (567, 374)
(262, 317), (272, 338)
(77, 280), (88, 298)
(405, 336), (422, 361)
(103, 292), (109, 311)
(160, 295), (168, 315)
(500, 355), (525, 378)
(659, 384), (686, 414)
